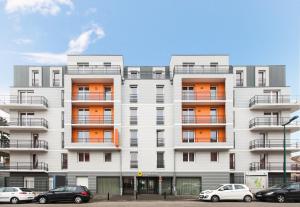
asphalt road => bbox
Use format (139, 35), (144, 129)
(0, 201), (300, 207)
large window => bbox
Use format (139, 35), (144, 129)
(32, 70), (40, 86)
(157, 152), (165, 168)
(61, 153), (68, 169)
(156, 130), (164, 147)
(156, 107), (164, 125)
(183, 130), (195, 143)
(210, 152), (218, 162)
(130, 129), (138, 147)
(129, 85), (138, 103)
(210, 130), (218, 142)
(78, 130), (89, 143)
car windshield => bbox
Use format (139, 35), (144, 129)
(211, 184), (223, 190)
(269, 184), (288, 189)
(20, 188), (32, 192)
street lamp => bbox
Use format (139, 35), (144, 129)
(282, 115), (299, 184)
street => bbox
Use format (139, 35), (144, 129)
(0, 201), (299, 207)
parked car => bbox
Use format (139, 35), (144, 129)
(0, 187), (35, 204)
(255, 182), (300, 203)
(199, 184), (253, 202)
(34, 185), (92, 204)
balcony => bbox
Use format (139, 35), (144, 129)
(72, 92), (114, 106)
(249, 95), (300, 112)
(66, 137), (119, 150)
(250, 139), (300, 152)
(174, 65), (232, 75)
(67, 65), (121, 75)
(72, 115), (113, 128)
(0, 162), (48, 172)
(182, 115), (226, 127)
(249, 117), (300, 132)
(182, 92), (226, 105)
(130, 160), (138, 169)
(0, 140), (48, 152)
(0, 118), (48, 132)
(0, 95), (48, 112)
(175, 137), (232, 150)
(249, 162), (300, 171)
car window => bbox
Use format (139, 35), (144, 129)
(234, 185), (246, 190)
(223, 185), (233, 191)
(0, 187), (4, 192)
(53, 187), (65, 192)
(66, 187), (77, 192)
(20, 188), (32, 192)
(287, 184), (300, 190)
(4, 187), (15, 192)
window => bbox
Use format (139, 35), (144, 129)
(210, 108), (217, 123)
(153, 70), (165, 79)
(130, 107), (138, 125)
(61, 132), (64, 148)
(156, 107), (164, 125)
(182, 86), (194, 100)
(104, 87), (112, 100)
(128, 70), (140, 79)
(157, 152), (165, 168)
(258, 71), (266, 86)
(78, 86), (89, 100)
(223, 185), (233, 191)
(210, 130), (218, 142)
(104, 130), (112, 143)
(157, 130), (164, 147)
(130, 151), (138, 168)
(183, 130), (195, 143)
(104, 153), (112, 162)
(24, 177), (34, 189)
(129, 85), (138, 103)
(103, 62), (111, 67)
(182, 108), (195, 123)
(103, 108), (112, 124)
(77, 130), (89, 143)
(156, 85), (164, 103)
(230, 153), (235, 170)
(130, 129), (138, 147)
(61, 153), (68, 169)
(210, 86), (217, 100)
(287, 183), (300, 190)
(182, 62), (195, 68)
(183, 152), (195, 162)
(236, 71), (243, 86)
(61, 90), (64, 107)
(77, 62), (89, 67)
(52, 70), (60, 87)
(234, 184), (245, 190)
(32, 70), (40, 86)
(78, 152), (90, 162)
(211, 152), (218, 162)
(61, 111), (64, 128)
(210, 62), (218, 68)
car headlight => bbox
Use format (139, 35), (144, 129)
(265, 192), (274, 196)
(205, 190), (213, 194)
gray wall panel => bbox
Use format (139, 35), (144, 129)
(14, 66), (29, 87)
(269, 66), (286, 87)
(42, 67), (50, 87)
(246, 66), (255, 87)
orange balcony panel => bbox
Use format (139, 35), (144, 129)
(72, 128), (114, 143)
(182, 128), (226, 143)
(183, 82), (225, 99)
(114, 128), (119, 147)
(72, 83), (114, 101)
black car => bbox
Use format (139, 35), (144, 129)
(34, 185), (92, 204)
(255, 182), (300, 203)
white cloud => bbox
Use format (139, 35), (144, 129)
(4, 0), (74, 15)
(22, 25), (105, 64)
(85, 7), (97, 16)
(14, 38), (32, 45)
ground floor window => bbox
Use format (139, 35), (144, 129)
(176, 177), (201, 195)
(76, 176), (88, 188)
(24, 177), (34, 189)
(97, 177), (120, 195)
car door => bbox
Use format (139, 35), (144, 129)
(218, 184), (234, 200)
(0, 187), (5, 202)
(64, 186), (77, 201)
(3, 187), (15, 202)
(286, 183), (300, 201)
(48, 187), (66, 202)
(233, 184), (247, 200)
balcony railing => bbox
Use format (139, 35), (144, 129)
(182, 115), (226, 124)
(250, 162), (300, 171)
(182, 92), (225, 101)
(0, 95), (48, 107)
(0, 140), (48, 149)
(258, 78), (266, 87)
(72, 115), (113, 125)
(130, 116), (138, 125)
(52, 79), (61, 87)
(156, 94), (164, 103)
(3, 118), (48, 128)
(249, 139), (300, 149)
(130, 160), (138, 168)
(249, 117), (300, 128)
(125, 71), (170, 79)
(67, 65), (121, 75)
(73, 137), (113, 143)
(249, 95), (299, 107)
(0, 162), (48, 171)
(182, 137), (226, 143)
(129, 94), (138, 103)
(72, 92), (113, 101)
(174, 65), (232, 74)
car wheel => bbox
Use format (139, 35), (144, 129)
(211, 195), (220, 202)
(243, 195), (252, 202)
(74, 196), (83, 204)
(276, 194), (285, 203)
(39, 197), (47, 204)
(10, 197), (19, 204)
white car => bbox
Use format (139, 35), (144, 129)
(0, 187), (35, 204)
(199, 184), (253, 202)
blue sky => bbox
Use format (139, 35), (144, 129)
(0, 0), (299, 95)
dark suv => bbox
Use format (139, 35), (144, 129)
(35, 185), (92, 204)
(255, 182), (300, 203)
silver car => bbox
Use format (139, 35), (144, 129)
(0, 187), (35, 204)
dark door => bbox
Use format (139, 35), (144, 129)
(123, 177), (134, 195)
(286, 183), (300, 200)
(137, 177), (158, 194)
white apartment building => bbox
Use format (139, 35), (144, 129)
(0, 55), (300, 195)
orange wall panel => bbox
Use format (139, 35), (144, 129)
(183, 82), (225, 97)
(72, 128), (114, 143)
(182, 128), (226, 142)
(72, 83), (114, 99)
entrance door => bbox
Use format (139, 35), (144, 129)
(104, 108), (112, 124)
(210, 86), (217, 100)
(122, 177), (134, 195)
(182, 108), (195, 123)
(104, 87), (112, 100)
(19, 112), (34, 126)
(137, 177), (158, 194)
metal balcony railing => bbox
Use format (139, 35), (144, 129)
(0, 140), (48, 149)
(249, 95), (299, 107)
(72, 115), (113, 125)
(174, 65), (232, 74)
(249, 139), (300, 149)
(0, 95), (48, 107)
(129, 94), (138, 103)
(156, 94), (164, 103)
(250, 162), (300, 171)
(73, 137), (113, 143)
(182, 92), (225, 101)
(3, 118), (48, 128)
(0, 162), (48, 171)
(249, 117), (300, 128)
(67, 65), (121, 75)
(130, 116), (138, 125)
(130, 160), (138, 168)
(182, 115), (226, 124)
(72, 92), (113, 101)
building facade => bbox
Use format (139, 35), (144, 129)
(0, 55), (300, 195)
